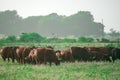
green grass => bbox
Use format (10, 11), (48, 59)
(0, 57), (120, 80)
(0, 42), (120, 80)
(0, 42), (119, 50)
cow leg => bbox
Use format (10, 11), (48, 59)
(35, 58), (38, 65)
(104, 56), (111, 62)
(8, 58), (10, 62)
(44, 57), (47, 65)
(2, 57), (6, 62)
(107, 57), (112, 62)
(12, 58), (15, 63)
(20, 59), (22, 64)
(112, 57), (115, 63)
(44, 61), (47, 65)
(18, 58), (20, 63)
(49, 62), (52, 66)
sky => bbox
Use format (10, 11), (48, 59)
(0, 0), (120, 33)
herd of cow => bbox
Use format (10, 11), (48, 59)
(0, 46), (120, 66)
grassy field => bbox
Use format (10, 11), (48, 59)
(0, 57), (120, 80)
(0, 42), (120, 80)
(0, 42), (119, 50)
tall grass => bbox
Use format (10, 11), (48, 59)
(0, 57), (120, 80)
(0, 42), (120, 80)
(0, 42), (119, 50)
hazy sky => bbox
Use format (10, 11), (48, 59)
(0, 0), (120, 32)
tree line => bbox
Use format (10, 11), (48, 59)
(0, 32), (119, 43)
(0, 10), (104, 37)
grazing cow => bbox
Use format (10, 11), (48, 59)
(98, 47), (113, 62)
(25, 48), (60, 66)
(60, 49), (75, 62)
(0, 46), (19, 63)
(111, 48), (120, 62)
(55, 50), (62, 60)
(70, 46), (89, 61)
(16, 46), (25, 63)
(25, 49), (39, 64)
(88, 51), (103, 61)
(16, 46), (34, 64)
(0, 46), (9, 62)
(10, 46), (19, 62)
(22, 46), (35, 63)
(85, 47), (113, 62)
(43, 48), (60, 66)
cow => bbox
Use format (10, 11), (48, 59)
(16, 46), (35, 64)
(43, 48), (60, 66)
(60, 49), (75, 62)
(25, 49), (39, 64)
(10, 46), (19, 62)
(16, 46), (25, 63)
(70, 46), (89, 62)
(111, 48), (120, 62)
(25, 47), (60, 66)
(46, 46), (54, 49)
(84, 47), (113, 62)
(55, 50), (62, 60)
(0, 46), (19, 63)
(98, 47), (113, 62)
(0, 46), (9, 62)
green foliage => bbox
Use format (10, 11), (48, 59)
(101, 38), (110, 43)
(62, 38), (76, 43)
(19, 33), (45, 42)
(78, 37), (94, 42)
(46, 37), (77, 43)
(108, 28), (120, 38)
(106, 43), (120, 48)
(47, 37), (60, 43)
(6, 35), (17, 42)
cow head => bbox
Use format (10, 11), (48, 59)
(24, 56), (31, 64)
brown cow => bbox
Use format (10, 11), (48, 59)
(43, 48), (60, 66)
(16, 46), (34, 64)
(25, 49), (39, 64)
(0, 46), (19, 63)
(10, 46), (19, 62)
(70, 46), (89, 61)
(25, 48), (60, 66)
(16, 46), (25, 63)
(55, 50), (61, 60)
(99, 47), (113, 62)
(0, 46), (9, 62)
(60, 49), (75, 62)
(84, 47), (113, 62)
(84, 47), (102, 61)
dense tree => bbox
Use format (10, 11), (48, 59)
(78, 37), (94, 42)
(6, 35), (17, 42)
(0, 10), (22, 35)
(0, 10), (104, 37)
(19, 33), (45, 42)
(108, 28), (120, 38)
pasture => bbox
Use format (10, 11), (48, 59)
(0, 42), (119, 50)
(0, 42), (120, 80)
(0, 58), (120, 80)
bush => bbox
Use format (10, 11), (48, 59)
(101, 38), (110, 43)
(19, 33), (45, 42)
(78, 37), (94, 42)
(6, 35), (17, 42)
